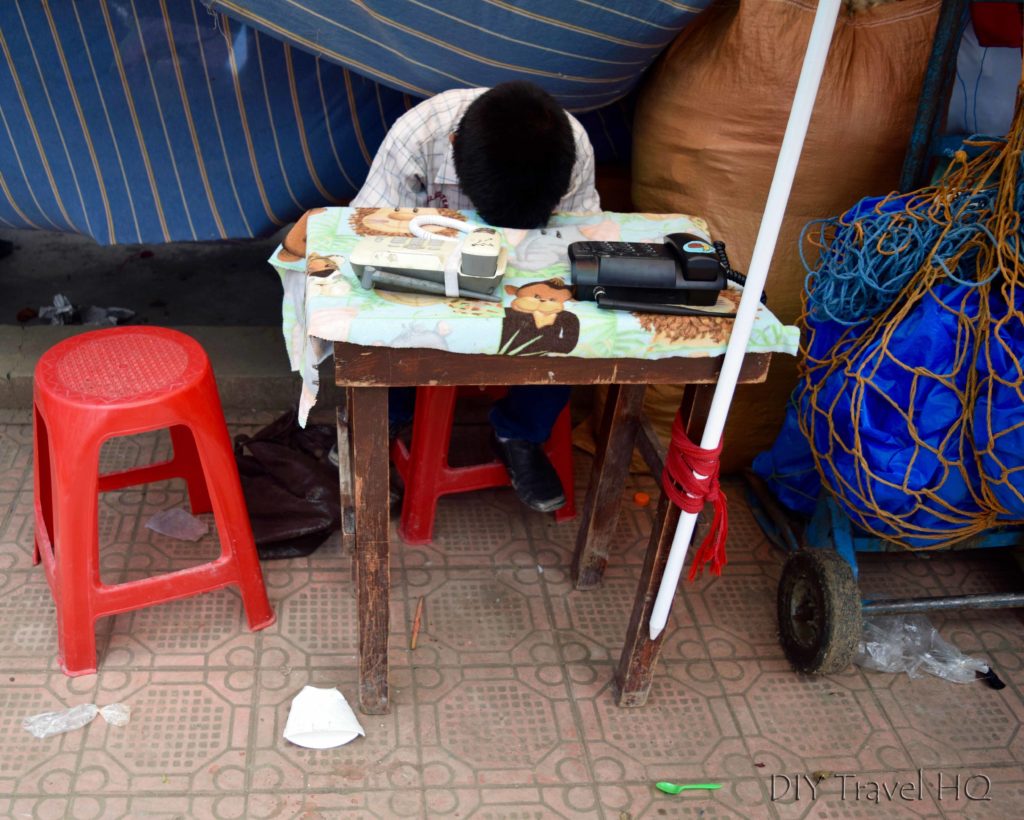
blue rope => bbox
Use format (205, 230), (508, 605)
(800, 139), (1022, 327)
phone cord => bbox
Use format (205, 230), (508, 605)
(713, 241), (767, 305)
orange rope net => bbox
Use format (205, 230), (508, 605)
(796, 79), (1024, 549)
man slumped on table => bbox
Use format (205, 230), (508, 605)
(349, 81), (601, 513)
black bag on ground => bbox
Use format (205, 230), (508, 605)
(234, 409), (340, 559)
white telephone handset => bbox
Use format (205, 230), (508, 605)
(350, 215), (507, 300)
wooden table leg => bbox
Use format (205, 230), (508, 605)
(349, 386), (391, 714)
(571, 384), (646, 590)
(336, 390), (355, 556)
(614, 384), (714, 707)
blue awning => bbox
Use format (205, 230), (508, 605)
(0, 1), (709, 244)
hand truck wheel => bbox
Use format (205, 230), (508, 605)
(777, 549), (861, 674)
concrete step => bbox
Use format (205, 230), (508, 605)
(0, 325), (310, 412)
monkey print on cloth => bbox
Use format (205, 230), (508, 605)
(269, 207), (800, 424)
(499, 280), (580, 355)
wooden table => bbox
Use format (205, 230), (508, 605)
(334, 341), (771, 713)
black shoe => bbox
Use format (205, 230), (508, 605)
(491, 434), (566, 513)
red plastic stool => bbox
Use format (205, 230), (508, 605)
(390, 386), (576, 544)
(32, 326), (275, 675)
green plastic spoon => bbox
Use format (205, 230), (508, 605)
(656, 782), (723, 795)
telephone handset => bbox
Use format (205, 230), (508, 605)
(568, 233), (757, 318)
(350, 215), (507, 300)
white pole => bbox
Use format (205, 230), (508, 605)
(649, 0), (842, 640)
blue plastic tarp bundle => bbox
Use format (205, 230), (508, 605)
(754, 136), (1024, 547)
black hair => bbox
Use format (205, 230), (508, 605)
(453, 81), (576, 229)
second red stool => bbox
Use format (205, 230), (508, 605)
(390, 386), (576, 544)
(33, 326), (275, 675)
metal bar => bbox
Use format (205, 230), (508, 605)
(898, 0), (970, 191)
(862, 592), (1024, 615)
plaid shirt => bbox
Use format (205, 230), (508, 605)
(350, 88), (600, 216)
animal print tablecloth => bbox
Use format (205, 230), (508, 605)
(269, 207), (800, 424)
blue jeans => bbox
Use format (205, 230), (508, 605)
(389, 386), (570, 444)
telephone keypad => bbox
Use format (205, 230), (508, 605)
(579, 241), (665, 258)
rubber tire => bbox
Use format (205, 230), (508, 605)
(777, 549), (861, 674)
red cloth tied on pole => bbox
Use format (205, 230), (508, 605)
(661, 410), (728, 580)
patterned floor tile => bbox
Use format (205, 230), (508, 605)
(423, 785), (601, 817)
(257, 566), (410, 671)
(396, 489), (533, 570)
(871, 665), (1024, 770)
(3, 411), (1024, 817)
(600, 780), (774, 819)
(102, 582), (260, 671)
(413, 664), (583, 787)
(688, 563), (783, 660)
(78, 669), (255, 795)
(546, 564), (700, 664)
(1, 490), (36, 564)
(248, 789), (425, 818)
(568, 660), (747, 783)
(526, 488), (655, 570)
(719, 479), (777, 564)
(0, 672), (99, 796)
(0, 422), (32, 492)
(400, 566), (558, 667)
(0, 409), (33, 424)
(97, 430), (166, 475)
(0, 570), (113, 672)
(399, 531), (539, 573)
(126, 794), (250, 819)
(716, 658), (914, 775)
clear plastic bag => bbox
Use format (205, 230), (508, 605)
(855, 615), (988, 683)
(22, 702), (132, 739)
(145, 507), (208, 542)
(22, 704), (99, 739)
(100, 703), (132, 727)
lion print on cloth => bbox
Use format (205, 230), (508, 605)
(349, 206), (466, 237)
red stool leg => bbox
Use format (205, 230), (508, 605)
(546, 405), (577, 522)
(188, 387), (275, 630)
(48, 424), (103, 676)
(170, 424), (213, 514)
(32, 405), (53, 567)
(398, 387), (458, 545)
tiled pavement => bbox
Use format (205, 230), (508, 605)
(2, 407), (1024, 819)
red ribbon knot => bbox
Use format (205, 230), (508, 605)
(661, 409), (728, 580)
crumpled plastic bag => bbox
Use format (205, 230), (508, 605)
(145, 507), (209, 542)
(22, 702), (132, 739)
(99, 703), (132, 727)
(38, 293), (134, 326)
(855, 615), (989, 683)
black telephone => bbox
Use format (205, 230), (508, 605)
(568, 233), (756, 318)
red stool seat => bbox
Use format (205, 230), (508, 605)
(33, 327), (275, 675)
(390, 386), (576, 544)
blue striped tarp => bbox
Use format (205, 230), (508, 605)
(201, 0), (711, 112)
(0, 1), (709, 244)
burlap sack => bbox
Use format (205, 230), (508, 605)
(625, 0), (940, 473)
